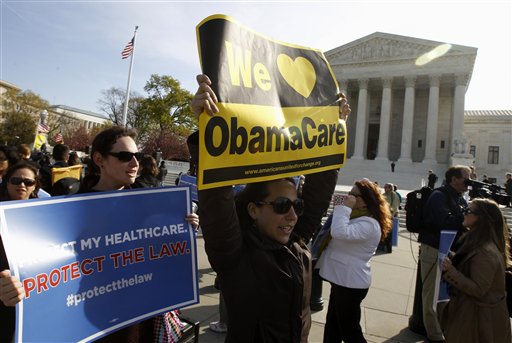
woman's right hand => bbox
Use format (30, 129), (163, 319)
(441, 256), (452, 272)
(191, 74), (219, 118)
(0, 269), (25, 306)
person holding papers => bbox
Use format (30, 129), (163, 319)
(317, 179), (391, 343)
(440, 198), (512, 343)
(420, 165), (470, 343)
(189, 74), (350, 343)
(0, 161), (42, 342)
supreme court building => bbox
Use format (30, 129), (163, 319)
(325, 32), (511, 188)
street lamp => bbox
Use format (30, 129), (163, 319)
(40, 109), (48, 123)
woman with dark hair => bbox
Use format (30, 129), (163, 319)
(80, 126), (198, 342)
(318, 178), (392, 343)
(189, 74), (350, 342)
(67, 151), (81, 167)
(79, 126), (140, 193)
(0, 145), (19, 182)
(133, 155), (160, 188)
(440, 198), (512, 342)
(77, 126), (157, 341)
(0, 161), (41, 201)
(0, 161), (42, 342)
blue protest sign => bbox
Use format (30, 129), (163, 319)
(0, 187), (198, 342)
(437, 230), (457, 303)
(178, 174), (198, 202)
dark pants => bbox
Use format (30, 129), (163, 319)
(323, 284), (369, 343)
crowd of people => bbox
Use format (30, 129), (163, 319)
(1, 73), (512, 343)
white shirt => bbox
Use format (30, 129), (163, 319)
(318, 205), (381, 289)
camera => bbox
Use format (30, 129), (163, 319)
(465, 179), (511, 206)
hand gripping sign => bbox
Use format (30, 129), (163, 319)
(196, 14), (346, 189)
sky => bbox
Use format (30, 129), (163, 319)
(1, 0), (511, 115)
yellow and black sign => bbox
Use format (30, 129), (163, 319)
(196, 14), (346, 189)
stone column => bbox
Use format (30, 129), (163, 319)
(352, 79), (369, 160)
(423, 75), (440, 163)
(451, 74), (467, 155)
(398, 76), (416, 162)
(376, 78), (393, 161)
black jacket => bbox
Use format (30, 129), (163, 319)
(133, 173), (159, 188)
(419, 185), (467, 249)
(189, 128), (338, 342)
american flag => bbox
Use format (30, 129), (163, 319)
(53, 131), (63, 143)
(121, 37), (134, 59)
(37, 122), (50, 133)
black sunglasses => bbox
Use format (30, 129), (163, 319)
(462, 208), (479, 216)
(255, 197), (304, 215)
(9, 177), (36, 187)
(107, 151), (144, 162)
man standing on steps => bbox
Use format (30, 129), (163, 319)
(419, 165), (470, 343)
(427, 170), (438, 189)
(157, 160), (168, 186)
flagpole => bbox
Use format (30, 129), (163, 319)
(122, 25), (138, 127)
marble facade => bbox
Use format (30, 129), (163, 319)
(325, 32), (511, 187)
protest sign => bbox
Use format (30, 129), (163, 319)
(178, 174), (198, 202)
(0, 187), (198, 342)
(196, 14), (346, 189)
(435, 230), (457, 305)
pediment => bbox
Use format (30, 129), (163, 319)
(326, 32), (477, 65)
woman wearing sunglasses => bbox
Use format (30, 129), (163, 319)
(317, 179), (392, 343)
(0, 161), (40, 201)
(0, 161), (41, 342)
(80, 126), (142, 193)
(81, 126), (200, 342)
(78, 126), (160, 341)
(440, 199), (511, 343)
(189, 74), (349, 342)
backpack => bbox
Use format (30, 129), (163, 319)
(405, 186), (433, 233)
(51, 177), (80, 196)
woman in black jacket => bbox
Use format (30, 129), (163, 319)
(190, 74), (349, 342)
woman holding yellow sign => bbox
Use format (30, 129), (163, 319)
(190, 74), (350, 342)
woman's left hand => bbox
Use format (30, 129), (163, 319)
(338, 92), (351, 121)
(185, 213), (200, 230)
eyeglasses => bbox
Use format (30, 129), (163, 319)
(462, 208), (479, 216)
(348, 191), (362, 197)
(255, 197), (304, 216)
(107, 151), (144, 162)
(9, 177), (36, 187)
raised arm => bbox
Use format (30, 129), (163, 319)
(188, 75), (243, 272)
